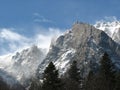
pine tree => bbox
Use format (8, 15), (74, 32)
(95, 52), (116, 90)
(68, 61), (81, 82)
(66, 60), (82, 90)
(42, 62), (62, 90)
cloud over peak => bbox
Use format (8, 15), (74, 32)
(0, 27), (62, 55)
(0, 28), (28, 41)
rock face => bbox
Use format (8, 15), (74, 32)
(112, 28), (120, 44)
(37, 22), (120, 77)
(0, 22), (120, 88)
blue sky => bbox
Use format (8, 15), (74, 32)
(0, 0), (120, 29)
(0, 0), (120, 55)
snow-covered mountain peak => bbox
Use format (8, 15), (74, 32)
(94, 17), (120, 44)
(37, 22), (120, 78)
(0, 45), (46, 85)
(95, 20), (120, 35)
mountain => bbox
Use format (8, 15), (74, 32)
(94, 19), (120, 44)
(0, 45), (46, 86)
(0, 21), (120, 89)
(0, 69), (25, 90)
(37, 22), (120, 77)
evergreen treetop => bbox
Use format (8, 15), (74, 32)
(68, 60), (81, 82)
(42, 62), (62, 90)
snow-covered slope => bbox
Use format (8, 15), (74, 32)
(94, 18), (120, 44)
(0, 20), (120, 88)
(0, 45), (46, 85)
(37, 22), (120, 77)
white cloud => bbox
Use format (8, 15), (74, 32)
(0, 27), (63, 55)
(0, 28), (31, 54)
(0, 28), (28, 41)
(35, 28), (62, 49)
(33, 13), (54, 23)
(34, 18), (54, 23)
(33, 13), (41, 17)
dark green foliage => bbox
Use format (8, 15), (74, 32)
(98, 52), (116, 90)
(29, 78), (42, 90)
(68, 61), (81, 82)
(62, 78), (80, 90)
(42, 62), (62, 90)
(65, 61), (82, 90)
(29, 53), (119, 90)
(114, 72), (120, 90)
(85, 52), (116, 90)
(100, 53), (115, 80)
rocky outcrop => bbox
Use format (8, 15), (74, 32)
(37, 22), (120, 77)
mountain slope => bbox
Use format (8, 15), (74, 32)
(94, 19), (120, 44)
(0, 69), (25, 90)
(37, 22), (120, 77)
(0, 45), (46, 86)
(0, 21), (120, 88)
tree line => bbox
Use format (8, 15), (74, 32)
(29, 52), (120, 90)
(0, 52), (120, 90)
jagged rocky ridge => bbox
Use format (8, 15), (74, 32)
(37, 22), (120, 77)
(0, 45), (46, 87)
(0, 22), (120, 88)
